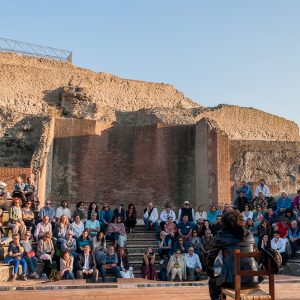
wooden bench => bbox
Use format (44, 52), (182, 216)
(221, 249), (275, 300)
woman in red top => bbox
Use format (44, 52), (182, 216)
(274, 218), (290, 238)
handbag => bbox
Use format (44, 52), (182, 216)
(26, 250), (35, 258)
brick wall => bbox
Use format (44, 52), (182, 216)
(50, 119), (195, 213)
(0, 167), (32, 192)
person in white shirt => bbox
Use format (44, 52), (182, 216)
(271, 231), (288, 265)
(143, 201), (159, 237)
(184, 246), (202, 281)
(56, 200), (71, 221)
(195, 205), (207, 222)
(255, 179), (270, 198)
(71, 215), (85, 239)
(159, 203), (176, 230)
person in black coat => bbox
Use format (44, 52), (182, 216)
(207, 211), (260, 300)
(76, 244), (98, 283)
(113, 204), (126, 223)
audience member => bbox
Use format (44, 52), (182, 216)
(143, 201), (159, 237)
(77, 230), (92, 254)
(207, 206), (220, 224)
(141, 248), (157, 280)
(53, 214), (71, 244)
(178, 215), (193, 248)
(255, 179), (270, 198)
(21, 231), (39, 278)
(195, 205), (207, 221)
(106, 217), (127, 247)
(189, 229), (202, 256)
(264, 206), (278, 228)
(211, 215), (222, 235)
(253, 192), (268, 209)
(253, 204), (265, 227)
(241, 204), (253, 221)
(99, 245), (121, 282)
(100, 203), (113, 232)
(12, 176), (26, 204)
(24, 176), (37, 204)
(39, 200), (56, 223)
(61, 230), (77, 258)
(164, 216), (177, 241)
(92, 231), (107, 265)
(288, 220), (300, 258)
(73, 201), (86, 222)
(56, 200), (71, 221)
(76, 244), (98, 283)
(87, 202), (99, 220)
(235, 179), (253, 203)
(276, 191), (292, 216)
(274, 217), (290, 240)
(113, 203), (126, 223)
(167, 250), (186, 282)
(173, 236), (188, 254)
(22, 200), (35, 234)
(158, 231), (172, 258)
(271, 231), (288, 265)
(8, 197), (27, 239)
(234, 191), (248, 212)
(160, 203), (176, 230)
(293, 189), (300, 209)
(37, 231), (55, 279)
(184, 246), (202, 281)
(4, 234), (27, 282)
(71, 215), (85, 239)
(85, 212), (101, 238)
(200, 229), (213, 271)
(178, 201), (195, 224)
(35, 215), (52, 241)
(118, 247), (134, 278)
(125, 203), (137, 233)
(60, 250), (75, 280)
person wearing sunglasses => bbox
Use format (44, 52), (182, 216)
(39, 200), (55, 223)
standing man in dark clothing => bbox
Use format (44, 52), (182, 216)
(207, 211), (260, 300)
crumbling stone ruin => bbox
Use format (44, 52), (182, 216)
(0, 52), (299, 212)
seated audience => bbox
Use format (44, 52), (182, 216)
(39, 200), (55, 224)
(125, 203), (137, 233)
(293, 189), (300, 209)
(85, 212), (101, 238)
(211, 215), (222, 235)
(253, 192), (268, 209)
(77, 230), (92, 254)
(73, 201), (86, 222)
(276, 191), (292, 216)
(21, 231), (39, 278)
(264, 206), (278, 228)
(71, 215), (85, 239)
(100, 203), (113, 232)
(8, 197), (27, 240)
(207, 206), (220, 224)
(55, 200), (71, 221)
(160, 203), (176, 230)
(12, 176), (26, 204)
(118, 247), (134, 278)
(234, 191), (248, 212)
(288, 220), (300, 258)
(235, 179), (253, 203)
(76, 244), (98, 283)
(93, 231), (107, 265)
(99, 245), (121, 282)
(189, 229), (202, 256)
(173, 236), (188, 254)
(245, 218), (258, 243)
(24, 176), (37, 204)
(200, 219), (211, 237)
(274, 217), (290, 240)
(87, 202), (100, 220)
(35, 215), (52, 241)
(178, 201), (195, 224)
(255, 179), (270, 199)
(4, 234), (27, 282)
(167, 250), (186, 282)
(283, 209), (296, 223)
(106, 216), (127, 248)
(143, 200), (159, 237)
(37, 231), (55, 279)
(241, 204), (253, 221)
(257, 219), (272, 246)
(259, 234), (271, 250)
(60, 250), (75, 280)
(53, 214), (71, 244)
(164, 216), (177, 241)
(62, 230), (77, 258)
(184, 246), (202, 281)
(158, 231), (172, 258)
(22, 200), (35, 234)
(195, 205), (207, 222)
(271, 231), (288, 265)
(113, 203), (126, 223)
(141, 248), (157, 280)
(178, 215), (193, 248)
(253, 204), (265, 227)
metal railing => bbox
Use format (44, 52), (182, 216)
(0, 37), (72, 62)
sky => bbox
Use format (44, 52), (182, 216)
(1, 1), (299, 127)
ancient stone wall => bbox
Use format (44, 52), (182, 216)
(50, 119), (195, 213)
(195, 118), (231, 208)
(230, 140), (300, 195)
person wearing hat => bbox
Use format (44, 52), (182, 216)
(207, 210), (260, 300)
(178, 201), (195, 225)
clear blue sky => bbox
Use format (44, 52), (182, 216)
(1, 1), (299, 127)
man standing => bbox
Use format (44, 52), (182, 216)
(207, 211), (259, 300)
(99, 246), (121, 282)
(76, 244), (98, 283)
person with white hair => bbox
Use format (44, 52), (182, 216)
(288, 220), (300, 258)
(276, 191), (292, 216)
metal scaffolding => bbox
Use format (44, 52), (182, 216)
(0, 37), (72, 62)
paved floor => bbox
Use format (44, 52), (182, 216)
(0, 284), (300, 300)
